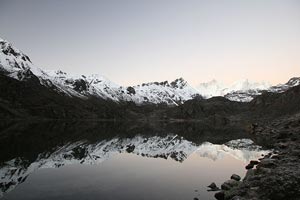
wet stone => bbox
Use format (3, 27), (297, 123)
(249, 160), (259, 165)
(214, 191), (225, 200)
(231, 174), (241, 181)
(221, 179), (239, 190)
(245, 163), (254, 169)
(207, 182), (220, 191)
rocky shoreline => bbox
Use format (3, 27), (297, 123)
(212, 113), (300, 200)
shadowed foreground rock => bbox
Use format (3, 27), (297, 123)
(216, 113), (300, 200)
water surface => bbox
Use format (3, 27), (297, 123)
(0, 121), (267, 200)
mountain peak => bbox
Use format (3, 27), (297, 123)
(286, 77), (300, 86)
(170, 77), (187, 89)
(0, 38), (31, 63)
(229, 79), (271, 92)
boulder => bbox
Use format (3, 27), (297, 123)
(126, 86), (136, 95)
(214, 191), (225, 200)
(231, 174), (241, 181)
(221, 180), (239, 190)
(207, 182), (220, 191)
(245, 163), (254, 169)
(250, 160), (259, 165)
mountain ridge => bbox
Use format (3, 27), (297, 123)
(1, 37), (299, 106)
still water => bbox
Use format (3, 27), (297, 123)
(0, 121), (267, 200)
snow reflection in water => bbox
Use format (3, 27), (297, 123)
(0, 136), (268, 200)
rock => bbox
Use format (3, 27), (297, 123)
(72, 79), (88, 92)
(126, 86), (136, 95)
(231, 174), (241, 181)
(221, 182), (231, 190)
(215, 113), (300, 200)
(259, 158), (276, 168)
(208, 182), (217, 189)
(125, 144), (135, 153)
(250, 160), (259, 165)
(193, 198), (199, 200)
(207, 182), (220, 191)
(214, 191), (225, 200)
(221, 180), (239, 190)
(245, 163), (254, 169)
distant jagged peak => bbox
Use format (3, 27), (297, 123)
(286, 77), (300, 86)
(0, 37), (31, 63)
(227, 79), (271, 92)
(47, 69), (108, 81)
(46, 69), (120, 88)
(196, 78), (272, 98)
(196, 79), (225, 97)
(134, 80), (169, 88)
(0, 37), (47, 80)
(87, 74), (119, 87)
(170, 77), (188, 89)
(134, 77), (190, 89)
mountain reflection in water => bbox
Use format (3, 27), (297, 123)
(0, 121), (268, 200)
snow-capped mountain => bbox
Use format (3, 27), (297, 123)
(0, 38), (46, 80)
(122, 78), (200, 105)
(0, 38), (199, 105)
(46, 70), (199, 105)
(197, 78), (300, 102)
(197, 79), (271, 101)
(224, 78), (300, 102)
(196, 79), (226, 97)
(269, 77), (300, 93)
(45, 70), (124, 100)
(0, 37), (299, 104)
(0, 136), (267, 197)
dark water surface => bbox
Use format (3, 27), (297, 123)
(0, 121), (267, 200)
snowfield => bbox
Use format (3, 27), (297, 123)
(1, 37), (299, 105)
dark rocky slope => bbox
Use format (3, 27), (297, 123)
(250, 83), (300, 118)
(214, 113), (300, 200)
(210, 85), (300, 200)
(0, 73), (129, 119)
(1, 69), (300, 126)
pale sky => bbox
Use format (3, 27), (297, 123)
(0, 0), (300, 86)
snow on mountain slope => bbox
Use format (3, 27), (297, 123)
(269, 77), (300, 93)
(45, 70), (124, 101)
(0, 136), (267, 197)
(0, 38), (46, 80)
(1, 37), (299, 104)
(223, 78), (300, 102)
(196, 78), (300, 102)
(0, 38), (87, 98)
(195, 79), (226, 98)
(0, 38), (199, 105)
(196, 79), (271, 102)
(122, 78), (200, 105)
(226, 79), (271, 93)
(46, 70), (199, 105)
